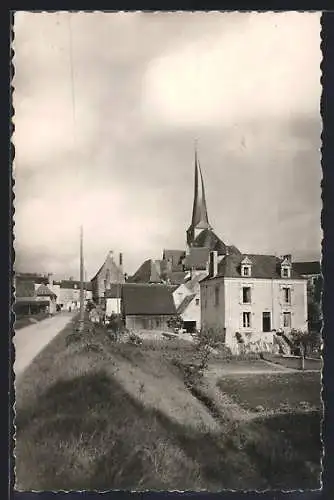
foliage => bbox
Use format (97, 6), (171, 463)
(307, 276), (322, 332)
(127, 331), (143, 346)
(287, 329), (322, 357)
(167, 315), (183, 331)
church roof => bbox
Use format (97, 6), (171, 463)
(190, 150), (211, 231)
(202, 254), (305, 280)
(184, 247), (210, 270)
(192, 229), (226, 255)
(122, 283), (176, 316)
(162, 249), (185, 271)
(129, 259), (163, 284)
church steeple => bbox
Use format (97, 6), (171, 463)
(187, 145), (211, 247)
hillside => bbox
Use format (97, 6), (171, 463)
(15, 319), (321, 491)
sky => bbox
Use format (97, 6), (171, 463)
(13, 11), (322, 279)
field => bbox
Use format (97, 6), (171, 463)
(14, 320), (322, 491)
(217, 371), (321, 413)
(262, 353), (322, 371)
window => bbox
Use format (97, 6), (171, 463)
(283, 287), (291, 304)
(281, 266), (291, 278)
(242, 287), (251, 304)
(242, 266), (250, 277)
(195, 298), (200, 306)
(262, 312), (271, 332)
(283, 312), (291, 328)
(215, 285), (220, 306)
(243, 311), (251, 328)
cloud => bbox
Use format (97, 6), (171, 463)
(13, 12), (322, 278)
(142, 12), (321, 127)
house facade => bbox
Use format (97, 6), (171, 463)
(201, 251), (308, 353)
(173, 271), (207, 332)
(91, 251), (125, 304)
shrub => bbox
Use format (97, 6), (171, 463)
(167, 315), (183, 331)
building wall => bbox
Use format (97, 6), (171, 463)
(106, 298), (122, 316)
(201, 279), (225, 333)
(181, 291), (201, 330)
(92, 254), (124, 303)
(125, 315), (174, 331)
(201, 276), (308, 352)
(173, 283), (192, 309)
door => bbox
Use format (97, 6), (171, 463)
(262, 312), (271, 332)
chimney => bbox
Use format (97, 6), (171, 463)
(209, 251), (218, 278)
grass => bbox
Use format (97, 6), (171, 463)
(217, 372), (322, 412)
(14, 312), (50, 331)
(262, 353), (322, 371)
(14, 320), (322, 491)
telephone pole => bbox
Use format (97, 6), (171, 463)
(78, 225), (85, 332)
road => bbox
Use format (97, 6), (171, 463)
(13, 311), (76, 377)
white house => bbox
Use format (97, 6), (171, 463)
(173, 271), (207, 332)
(200, 251), (308, 353)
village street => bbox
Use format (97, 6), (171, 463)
(14, 311), (76, 378)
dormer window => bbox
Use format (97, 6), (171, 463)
(241, 256), (253, 277)
(280, 255), (292, 279)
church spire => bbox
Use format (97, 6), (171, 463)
(187, 144), (211, 247)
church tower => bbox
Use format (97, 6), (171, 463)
(186, 147), (211, 248)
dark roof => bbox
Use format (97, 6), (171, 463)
(202, 254), (304, 281)
(184, 272), (208, 292)
(122, 284), (176, 316)
(192, 229), (227, 255)
(184, 247), (210, 270)
(15, 273), (49, 285)
(162, 249), (185, 271)
(129, 259), (163, 283)
(227, 245), (242, 256)
(14, 298), (49, 307)
(177, 294), (196, 315)
(60, 280), (91, 290)
(292, 261), (321, 276)
(15, 279), (35, 298)
(36, 284), (57, 297)
(169, 271), (187, 285)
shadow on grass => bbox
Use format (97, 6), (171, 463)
(15, 369), (321, 491)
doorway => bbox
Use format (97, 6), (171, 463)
(262, 312), (271, 332)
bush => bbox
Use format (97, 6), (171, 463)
(167, 315), (183, 331)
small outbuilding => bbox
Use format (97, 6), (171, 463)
(121, 283), (177, 331)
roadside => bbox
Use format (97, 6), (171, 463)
(14, 311), (77, 378)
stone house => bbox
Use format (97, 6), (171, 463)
(201, 251), (308, 353)
(91, 251), (125, 304)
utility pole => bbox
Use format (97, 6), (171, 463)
(78, 225), (85, 332)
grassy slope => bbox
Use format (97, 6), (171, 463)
(15, 321), (322, 491)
